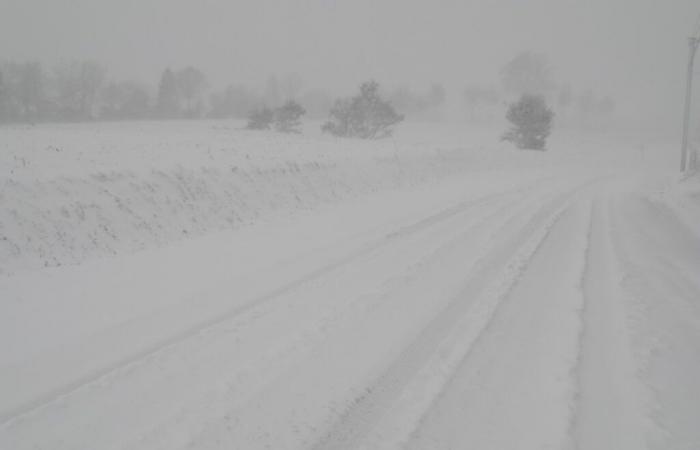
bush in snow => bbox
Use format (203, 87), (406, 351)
(246, 106), (274, 130)
(502, 94), (554, 150)
(322, 80), (404, 139)
(273, 99), (306, 133)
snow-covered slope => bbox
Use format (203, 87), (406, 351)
(0, 120), (664, 274)
(0, 121), (530, 273)
(0, 121), (480, 273)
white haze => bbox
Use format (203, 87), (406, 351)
(0, 0), (697, 129)
(2, 2), (700, 449)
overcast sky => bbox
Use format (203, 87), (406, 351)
(1, 0), (698, 126)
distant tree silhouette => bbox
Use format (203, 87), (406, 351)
(501, 52), (553, 97)
(54, 60), (105, 120)
(101, 81), (151, 120)
(502, 94), (554, 150)
(322, 81), (404, 139)
(247, 106), (274, 130)
(274, 100), (306, 133)
(156, 68), (180, 118)
(209, 84), (264, 119)
(0, 63), (41, 122)
(13, 62), (47, 121)
(175, 66), (207, 118)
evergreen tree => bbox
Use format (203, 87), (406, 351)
(274, 100), (306, 133)
(322, 81), (404, 139)
(502, 94), (554, 150)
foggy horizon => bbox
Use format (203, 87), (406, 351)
(2, 0), (699, 128)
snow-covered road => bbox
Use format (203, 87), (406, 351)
(2, 165), (697, 450)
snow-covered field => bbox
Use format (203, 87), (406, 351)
(0, 120), (698, 449)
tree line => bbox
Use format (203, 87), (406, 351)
(0, 59), (407, 138)
(0, 61), (215, 123)
(0, 60), (442, 127)
(247, 81), (405, 139)
(0, 52), (617, 145)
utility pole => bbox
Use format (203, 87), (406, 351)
(681, 36), (700, 172)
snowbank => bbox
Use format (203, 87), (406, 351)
(0, 121), (475, 273)
(0, 120), (670, 274)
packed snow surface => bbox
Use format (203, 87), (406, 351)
(0, 121), (697, 449)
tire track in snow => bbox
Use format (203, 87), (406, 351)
(399, 194), (595, 450)
(131, 179), (547, 450)
(566, 197), (595, 450)
(312, 180), (598, 450)
(567, 196), (647, 450)
(0, 178), (549, 427)
(555, 195), (637, 450)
